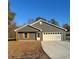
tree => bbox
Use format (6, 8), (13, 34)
(27, 18), (35, 24)
(48, 19), (59, 26)
(63, 24), (70, 32)
(8, 2), (15, 21)
(8, 2), (16, 38)
(8, 12), (15, 21)
(27, 17), (47, 24)
(35, 17), (47, 21)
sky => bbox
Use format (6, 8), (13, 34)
(10, 0), (70, 27)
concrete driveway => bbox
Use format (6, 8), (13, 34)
(41, 41), (70, 59)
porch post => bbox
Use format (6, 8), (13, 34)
(35, 32), (37, 40)
(16, 32), (18, 41)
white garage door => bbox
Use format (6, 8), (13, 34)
(43, 32), (62, 41)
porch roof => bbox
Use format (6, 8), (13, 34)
(15, 25), (41, 32)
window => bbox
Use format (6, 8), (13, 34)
(25, 33), (27, 38)
(38, 33), (40, 37)
(44, 33), (45, 34)
(58, 32), (59, 34)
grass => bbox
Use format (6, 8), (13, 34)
(8, 40), (50, 59)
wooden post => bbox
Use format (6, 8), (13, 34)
(35, 33), (37, 40)
(16, 32), (18, 41)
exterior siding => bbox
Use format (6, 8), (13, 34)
(18, 33), (22, 40)
(30, 33), (36, 40)
(18, 33), (24, 40)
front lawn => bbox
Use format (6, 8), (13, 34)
(8, 40), (50, 59)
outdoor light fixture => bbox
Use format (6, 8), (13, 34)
(39, 21), (42, 25)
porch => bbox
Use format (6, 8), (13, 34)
(16, 32), (42, 40)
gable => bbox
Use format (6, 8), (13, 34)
(30, 20), (66, 32)
(15, 25), (41, 32)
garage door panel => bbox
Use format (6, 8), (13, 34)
(43, 32), (62, 41)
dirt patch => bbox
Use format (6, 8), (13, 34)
(8, 40), (50, 59)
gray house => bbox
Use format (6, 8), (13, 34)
(15, 19), (67, 41)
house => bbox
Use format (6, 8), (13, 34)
(15, 19), (67, 41)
